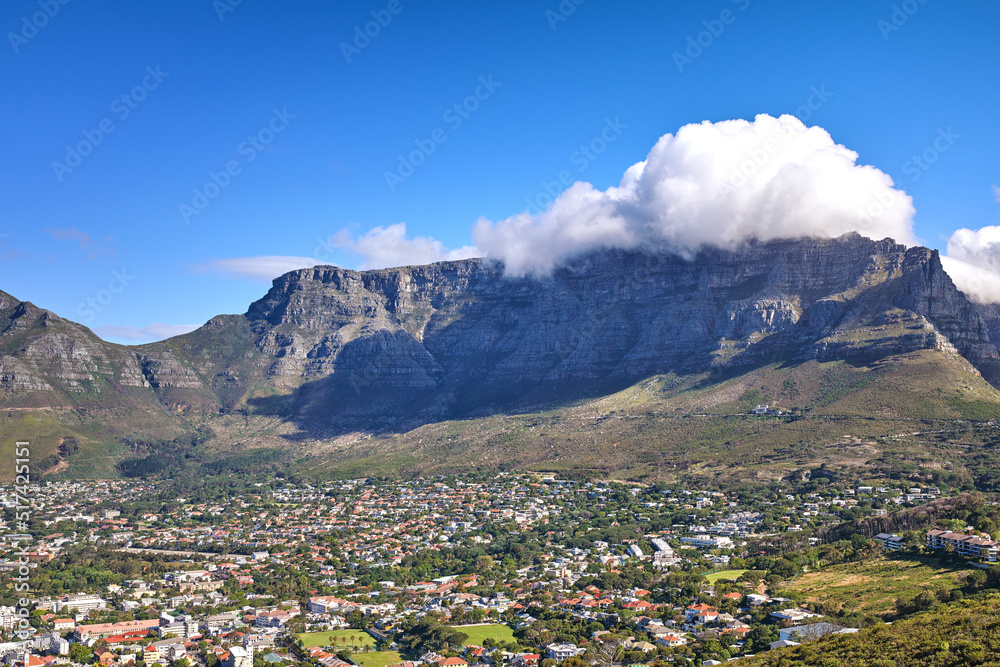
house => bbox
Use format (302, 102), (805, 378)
(779, 623), (858, 643)
(545, 643), (585, 661)
(769, 609), (822, 623)
(656, 635), (687, 648)
(684, 603), (716, 621)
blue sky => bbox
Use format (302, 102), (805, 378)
(3, 0), (999, 343)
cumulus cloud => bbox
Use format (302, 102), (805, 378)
(327, 223), (480, 270)
(943, 225), (1000, 304)
(190, 256), (325, 281)
(473, 114), (917, 275)
(95, 323), (200, 343)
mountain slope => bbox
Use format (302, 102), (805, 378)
(3, 233), (1000, 480)
(126, 234), (1000, 429)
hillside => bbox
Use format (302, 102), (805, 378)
(3, 233), (1000, 481)
(742, 591), (1000, 666)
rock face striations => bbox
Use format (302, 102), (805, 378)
(2, 233), (999, 432)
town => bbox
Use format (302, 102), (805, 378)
(1, 474), (998, 667)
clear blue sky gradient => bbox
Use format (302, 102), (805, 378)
(2, 0), (999, 343)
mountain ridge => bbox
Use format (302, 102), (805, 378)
(3, 233), (1000, 480)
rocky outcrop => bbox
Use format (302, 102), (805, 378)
(0, 294), (148, 399)
(2, 234), (999, 429)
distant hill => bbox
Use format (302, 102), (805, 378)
(3, 233), (1000, 482)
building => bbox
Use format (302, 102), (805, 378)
(769, 609), (822, 623)
(680, 535), (733, 550)
(779, 623), (858, 643)
(226, 646), (253, 667)
(74, 619), (160, 641)
(55, 594), (107, 614)
(926, 529), (1000, 562)
(545, 643), (585, 661)
(203, 611), (241, 634)
(873, 533), (905, 550)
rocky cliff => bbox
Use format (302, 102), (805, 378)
(2, 234), (999, 434)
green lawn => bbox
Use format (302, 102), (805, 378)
(788, 555), (972, 617)
(450, 623), (516, 646)
(351, 651), (404, 667)
(705, 569), (754, 583)
(297, 630), (375, 649)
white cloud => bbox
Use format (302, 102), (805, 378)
(45, 226), (115, 260)
(993, 184), (1000, 203)
(327, 223), (480, 270)
(95, 323), (200, 343)
(942, 225), (1000, 304)
(940, 256), (1000, 305)
(473, 114), (917, 276)
(190, 256), (325, 281)
(948, 226), (1000, 274)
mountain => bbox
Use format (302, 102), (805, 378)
(3, 233), (1000, 481)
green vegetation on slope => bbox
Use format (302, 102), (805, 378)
(789, 556), (973, 618)
(742, 591), (1000, 666)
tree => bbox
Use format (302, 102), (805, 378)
(967, 570), (988, 591)
(591, 638), (625, 667)
(69, 644), (94, 664)
(746, 624), (778, 653)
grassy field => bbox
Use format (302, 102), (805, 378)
(297, 630), (375, 649)
(451, 624), (516, 646)
(705, 569), (752, 583)
(788, 555), (973, 617)
(351, 651), (404, 667)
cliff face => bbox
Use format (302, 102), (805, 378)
(2, 234), (999, 431)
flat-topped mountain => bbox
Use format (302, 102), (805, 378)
(3, 233), (1000, 480)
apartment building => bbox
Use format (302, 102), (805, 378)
(926, 529), (1000, 562)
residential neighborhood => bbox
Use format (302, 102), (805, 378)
(0, 475), (997, 667)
